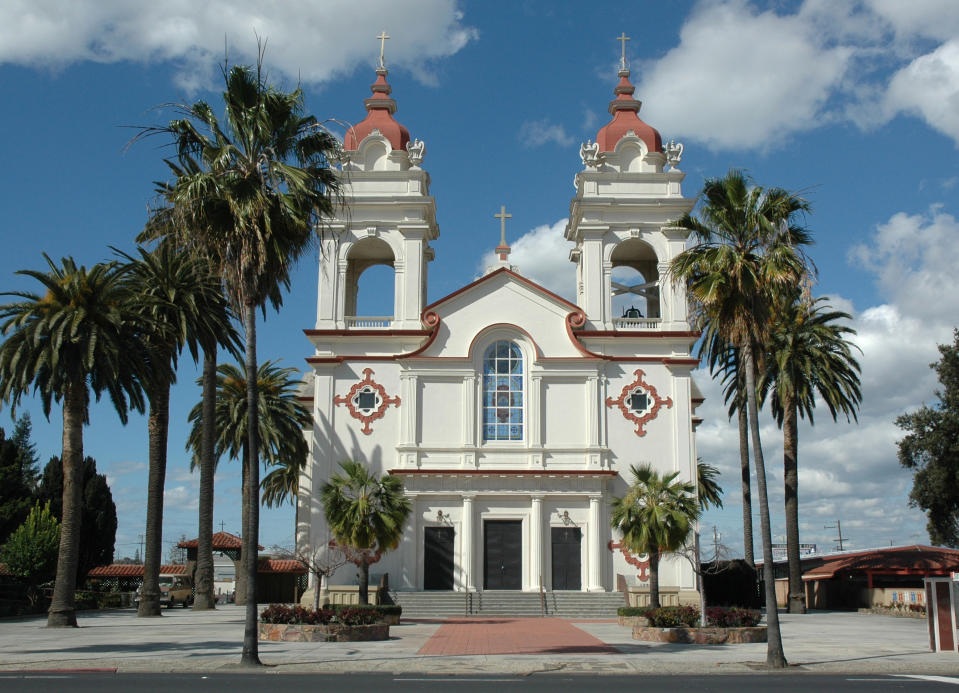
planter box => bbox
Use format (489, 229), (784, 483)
(633, 626), (767, 644)
(259, 622), (390, 642)
(618, 615), (649, 627)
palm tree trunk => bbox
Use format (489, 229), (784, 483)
(240, 302), (261, 666)
(235, 444), (249, 607)
(359, 560), (370, 606)
(783, 395), (805, 614)
(742, 342), (787, 668)
(194, 346), (217, 610)
(648, 550), (661, 610)
(139, 385), (169, 618)
(739, 403), (754, 566)
(47, 380), (84, 627)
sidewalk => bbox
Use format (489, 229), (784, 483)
(0, 606), (955, 676)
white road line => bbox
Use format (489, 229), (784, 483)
(894, 675), (959, 685)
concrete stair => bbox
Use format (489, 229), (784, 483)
(393, 590), (626, 619)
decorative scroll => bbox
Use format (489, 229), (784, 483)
(334, 368), (400, 435)
(609, 540), (650, 582)
(605, 369), (672, 436)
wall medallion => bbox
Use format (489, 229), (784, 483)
(608, 540), (650, 582)
(605, 369), (672, 436)
(334, 368), (400, 435)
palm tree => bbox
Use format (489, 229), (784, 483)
(320, 461), (412, 605)
(611, 464), (700, 609)
(119, 243), (236, 617)
(669, 169), (812, 668)
(700, 325), (754, 566)
(0, 256), (145, 627)
(140, 55), (339, 664)
(186, 360), (311, 530)
(760, 292), (861, 614)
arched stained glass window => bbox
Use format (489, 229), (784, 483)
(482, 341), (523, 441)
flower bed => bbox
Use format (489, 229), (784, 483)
(258, 604), (393, 642)
(633, 625), (767, 644)
(629, 605), (765, 644)
(259, 621), (389, 642)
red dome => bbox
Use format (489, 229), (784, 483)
(343, 68), (411, 151)
(595, 70), (662, 154)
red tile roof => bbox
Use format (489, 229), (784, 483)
(177, 531), (262, 551)
(87, 564), (187, 578)
(257, 558), (307, 575)
(803, 545), (959, 581)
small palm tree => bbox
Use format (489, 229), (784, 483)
(320, 461), (411, 605)
(187, 359), (311, 510)
(119, 243), (236, 617)
(186, 359), (309, 606)
(760, 292), (861, 614)
(670, 169), (812, 667)
(611, 464), (699, 609)
(0, 256), (145, 627)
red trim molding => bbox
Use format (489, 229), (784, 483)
(606, 369), (673, 436)
(333, 368), (400, 435)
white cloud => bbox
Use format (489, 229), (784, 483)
(885, 40), (959, 145)
(518, 119), (575, 148)
(479, 219), (575, 297)
(0, 0), (477, 91)
(638, 0), (853, 150)
(849, 207), (959, 323)
(634, 0), (959, 151)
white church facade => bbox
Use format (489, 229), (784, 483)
(296, 49), (704, 599)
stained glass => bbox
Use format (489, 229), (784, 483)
(483, 340), (523, 440)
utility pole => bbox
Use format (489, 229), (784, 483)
(712, 526), (720, 560)
(824, 520), (847, 551)
(218, 520), (226, 533)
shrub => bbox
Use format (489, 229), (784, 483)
(618, 606), (648, 617)
(336, 606), (381, 625)
(705, 606), (762, 627)
(260, 604), (334, 625)
(329, 603), (401, 617)
(644, 605), (700, 628)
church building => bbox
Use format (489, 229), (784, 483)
(296, 41), (703, 601)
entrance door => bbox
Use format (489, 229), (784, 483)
(551, 527), (582, 590)
(424, 527), (455, 590)
(484, 520), (522, 589)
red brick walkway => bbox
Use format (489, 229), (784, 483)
(417, 617), (619, 656)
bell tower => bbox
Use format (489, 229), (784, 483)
(565, 37), (695, 331)
(317, 40), (438, 331)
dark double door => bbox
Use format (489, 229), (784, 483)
(424, 527), (455, 590)
(484, 520), (522, 590)
(551, 527), (582, 590)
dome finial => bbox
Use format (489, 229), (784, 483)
(377, 30), (390, 70)
(616, 32), (630, 76)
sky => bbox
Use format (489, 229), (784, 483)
(1, 0), (957, 563)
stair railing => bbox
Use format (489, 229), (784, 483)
(539, 574), (546, 617)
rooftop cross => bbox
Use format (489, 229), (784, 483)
(377, 30), (390, 69)
(617, 32), (630, 71)
(494, 205), (512, 247)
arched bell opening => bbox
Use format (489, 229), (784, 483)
(345, 237), (396, 327)
(610, 238), (660, 322)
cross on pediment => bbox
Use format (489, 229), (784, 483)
(494, 205), (512, 246)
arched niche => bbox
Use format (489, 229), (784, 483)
(609, 238), (660, 319)
(344, 237), (395, 319)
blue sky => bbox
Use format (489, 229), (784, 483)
(1, 0), (958, 562)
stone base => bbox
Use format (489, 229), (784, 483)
(259, 622), (390, 642)
(633, 626), (767, 644)
(618, 615), (649, 627)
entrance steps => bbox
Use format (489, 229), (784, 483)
(393, 590), (626, 619)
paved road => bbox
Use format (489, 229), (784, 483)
(0, 606), (954, 677)
(0, 672), (958, 692)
